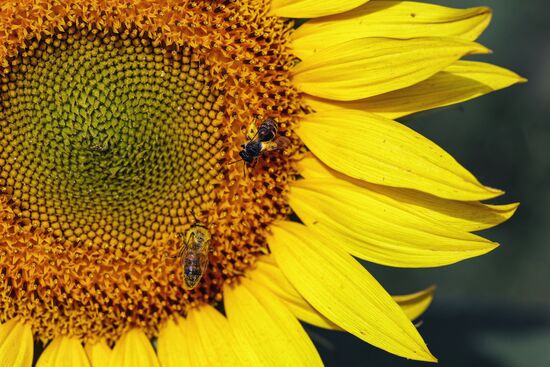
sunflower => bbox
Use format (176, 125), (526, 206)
(0, 0), (524, 365)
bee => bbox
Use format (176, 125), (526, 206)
(237, 118), (290, 167)
(171, 223), (211, 290)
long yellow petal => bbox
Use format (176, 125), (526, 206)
(297, 154), (517, 232)
(254, 256), (432, 323)
(297, 110), (501, 200)
(224, 279), (324, 367)
(185, 305), (247, 366)
(304, 61), (526, 119)
(109, 329), (160, 367)
(269, 221), (436, 362)
(249, 257), (340, 329)
(85, 341), (112, 367)
(270, 0), (369, 18)
(293, 2), (491, 60)
(36, 337), (90, 367)
(393, 287), (436, 321)
(157, 318), (192, 367)
(290, 180), (498, 267)
(292, 37), (489, 101)
(0, 319), (33, 367)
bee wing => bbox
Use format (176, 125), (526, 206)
(262, 136), (290, 152)
(179, 232), (196, 256)
(176, 242), (187, 258)
(274, 136), (290, 149)
(199, 253), (209, 272)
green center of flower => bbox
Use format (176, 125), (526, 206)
(0, 25), (234, 342)
(0, 27), (224, 246)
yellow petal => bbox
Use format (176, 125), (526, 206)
(297, 110), (501, 200)
(109, 329), (160, 367)
(36, 336), (90, 367)
(393, 287), (436, 321)
(253, 256), (429, 323)
(304, 61), (526, 119)
(85, 341), (112, 367)
(185, 305), (247, 366)
(157, 318), (192, 367)
(293, 2), (491, 60)
(249, 257), (340, 330)
(297, 154), (517, 232)
(0, 319), (33, 367)
(224, 279), (324, 367)
(290, 180), (499, 267)
(269, 221), (436, 362)
(292, 37), (489, 101)
(270, 0), (369, 18)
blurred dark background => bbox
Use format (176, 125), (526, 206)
(312, 1), (550, 366)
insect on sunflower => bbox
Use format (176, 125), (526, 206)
(0, 0), (524, 366)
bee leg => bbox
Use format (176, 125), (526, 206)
(252, 157), (259, 169)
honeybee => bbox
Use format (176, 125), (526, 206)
(172, 223), (211, 290)
(238, 118), (290, 167)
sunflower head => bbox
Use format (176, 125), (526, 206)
(0, 0), (524, 365)
(0, 0), (305, 345)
